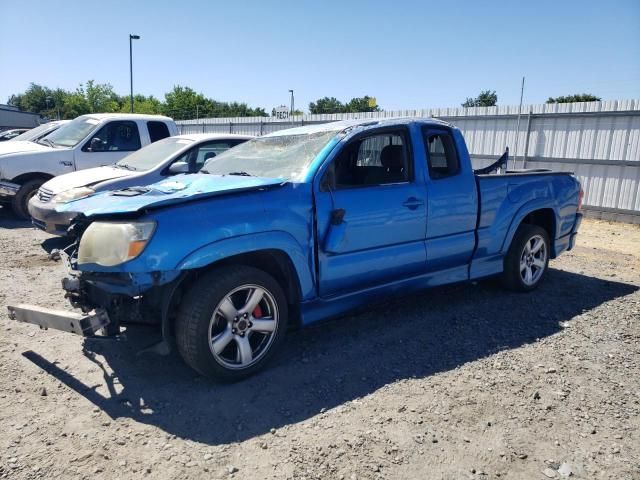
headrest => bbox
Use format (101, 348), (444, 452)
(380, 145), (404, 170)
(204, 152), (217, 161)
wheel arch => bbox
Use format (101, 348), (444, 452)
(11, 172), (54, 184)
(502, 203), (559, 257)
(161, 247), (305, 343)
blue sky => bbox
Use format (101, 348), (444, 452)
(1, 0), (639, 113)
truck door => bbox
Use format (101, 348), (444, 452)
(422, 127), (478, 273)
(315, 127), (427, 296)
(74, 120), (142, 170)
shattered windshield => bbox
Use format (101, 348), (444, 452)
(201, 131), (339, 181)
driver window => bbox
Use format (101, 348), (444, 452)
(325, 131), (409, 189)
(83, 121), (141, 152)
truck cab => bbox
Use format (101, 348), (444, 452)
(0, 113), (177, 218)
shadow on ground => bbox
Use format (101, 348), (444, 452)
(23, 268), (637, 446)
(0, 205), (73, 251)
(0, 205), (30, 229)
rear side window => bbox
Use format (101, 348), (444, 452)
(147, 121), (170, 143)
(424, 131), (459, 179)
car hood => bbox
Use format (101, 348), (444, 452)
(56, 173), (285, 217)
(0, 141), (53, 156)
(43, 166), (133, 194)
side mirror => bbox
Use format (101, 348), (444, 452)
(168, 161), (189, 174)
(89, 137), (103, 152)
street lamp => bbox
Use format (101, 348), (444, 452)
(129, 34), (141, 113)
(288, 89), (294, 116)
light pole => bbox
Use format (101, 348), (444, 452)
(288, 89), (294, 116)
(129, 34), (141, 113)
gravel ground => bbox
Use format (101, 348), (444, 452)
(0, 208), (638, 480)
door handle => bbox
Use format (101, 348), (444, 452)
(402, 197), (424, 210)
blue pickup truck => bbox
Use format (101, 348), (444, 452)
(8, 118), (583, 380)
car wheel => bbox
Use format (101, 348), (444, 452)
(502, 224), (550, 292)
(11, 178), (45, 219)
(175, 265), (288, 381)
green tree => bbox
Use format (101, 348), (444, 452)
(546, 94), (601, 103)
(61, 91), (90, 119)
(48, 88), (67, 119)
(309, 97), (345, 114)
(7, 83), (53, 115)
(83, 80), (120, 113)
(462, 90), (498, 107)
(8, 82), (268, 120)
(344, 95), (380, 113)
(119, 94), (163, 114)
(162, 85), (208, 120)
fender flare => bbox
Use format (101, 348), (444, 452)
(175, 230), (314, 298)
(500, 199), (559, 255)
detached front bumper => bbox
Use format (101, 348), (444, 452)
(7, 304), (110, 336)
(28, 196), (78, 236)
(0, 180), (19, 199)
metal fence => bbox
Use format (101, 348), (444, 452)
(178, 100), (640, 223)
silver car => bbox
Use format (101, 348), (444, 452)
(9, 120), (70, 143)
(28, 133), (252, 235)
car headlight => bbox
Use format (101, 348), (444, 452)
(53, 187), (95, 204)
(78, 221), (156, 266)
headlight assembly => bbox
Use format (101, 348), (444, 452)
(53, 187), (95, 203)
(77, 221), (156, 266)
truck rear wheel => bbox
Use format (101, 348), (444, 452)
(175, 265), (288, 381)
(11, 178), (45, 219)
(502, 224), (550, 292)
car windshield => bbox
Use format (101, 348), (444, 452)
(12, 123), (55, 142)
(115, 137), (194, 171)
(201, 131), (339, 180)
(44, 117), (100, 147)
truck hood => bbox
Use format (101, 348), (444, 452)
(43, 166), (133, 194)
(0, 141), (53, 156)
(56, 173), (285, 217)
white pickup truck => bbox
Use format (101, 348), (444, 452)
(0, 113), (178, 218)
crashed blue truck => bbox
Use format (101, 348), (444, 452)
(8, 118), (583, 381)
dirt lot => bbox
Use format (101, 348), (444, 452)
(0, 209), (638, 480)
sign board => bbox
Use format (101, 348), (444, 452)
(367, 97), (377, 108)
(274, 105), (290, 120)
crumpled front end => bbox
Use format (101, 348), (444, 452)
(8, 233), (183, 338)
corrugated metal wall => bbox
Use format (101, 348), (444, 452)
(178, 100), (640, 222)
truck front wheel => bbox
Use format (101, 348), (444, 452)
(11, 178), (45, 219)
(502, 224), (550, 292)
(175, 265), (288, 381)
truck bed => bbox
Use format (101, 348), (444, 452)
(470, 170), (581, 279)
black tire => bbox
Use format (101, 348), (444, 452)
(502, 224), (550, 292)
(11, 178), (45, 219)
(175, 265), (288, 381)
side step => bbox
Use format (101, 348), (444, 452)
(7, 304), (110, 337)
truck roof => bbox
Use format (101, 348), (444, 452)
(80, 113), (175, 122)
(264, 117), (452, 137)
